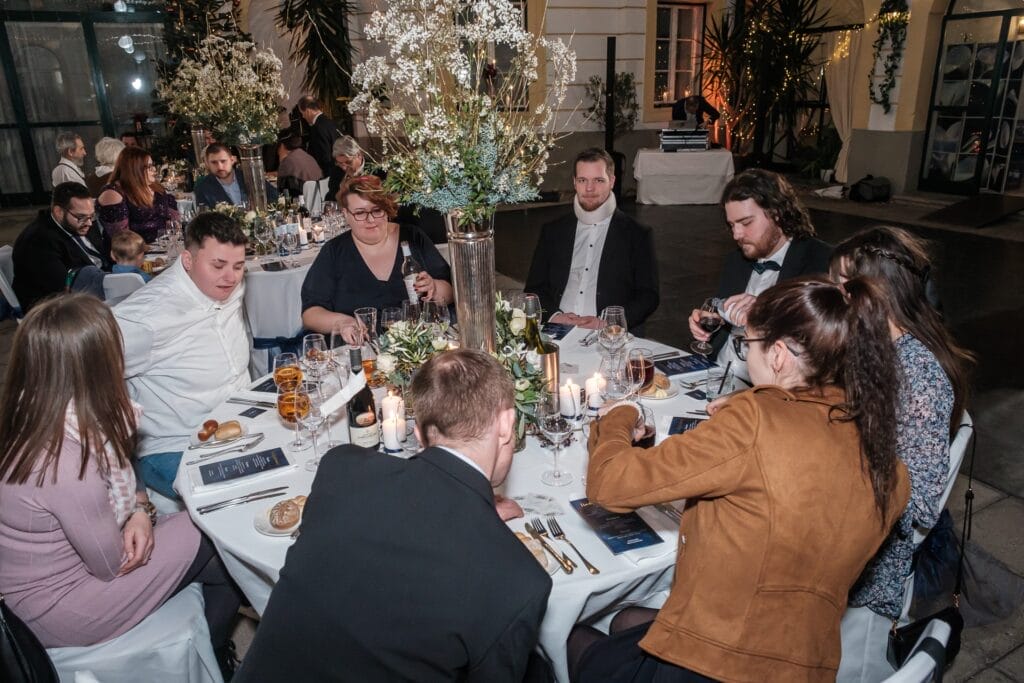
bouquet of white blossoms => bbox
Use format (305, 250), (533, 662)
(376, 320), (450, 390)
(494, 294), (548, 445)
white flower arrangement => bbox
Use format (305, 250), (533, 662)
(348, 0), (576, 228)
(378, 320), (450, 388)
(493, 293), (548, 443)
(158, 35), (286, 146)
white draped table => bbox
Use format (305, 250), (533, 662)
(175, 326), (714, 682)
(633, 148), (735, 205)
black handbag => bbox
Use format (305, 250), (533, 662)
(887, 424), (975, 670)
(0, 594), (59, 683)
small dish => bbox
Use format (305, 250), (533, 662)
(639, 384), (680, 400)
(253, 503), (300, 537)
(189, 422), (249, 448)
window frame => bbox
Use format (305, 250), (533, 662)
(644, 0), (707, 123)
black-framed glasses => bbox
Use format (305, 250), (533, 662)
(67, 210), (96, 224)
(347, 207), (386, 222)
(731, 336), (765, 361)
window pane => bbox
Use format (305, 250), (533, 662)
(0, 68), (14, 123)
(656, 40), (670, 70)
(657, 8), (671, 38)
(5, 22), (99, 123)
(94, 23), (168, 137)
(654, 72), (669, 104)
(674, 71), (693, 99)
(31, 125), (103, 191)
(677, 40), (693, 68)
(676, 8), (694, 37)
(0, 130), (31, 193)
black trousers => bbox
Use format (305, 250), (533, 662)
(171, 534), (242, 651)
(576, 621), (719, 683)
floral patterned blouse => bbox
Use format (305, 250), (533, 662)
(848, 334), (953, 619)
(97, 183), (179, 244)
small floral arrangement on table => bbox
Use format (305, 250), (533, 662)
(208, 198), (287, 241)
(494, 294), (548, 446)
(376, 320), (450, 391)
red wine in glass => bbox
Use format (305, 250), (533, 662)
(691, 298), (724, 356)
(635, 424), (656, 448)
(698, 313), (723, 334)
(628, 348), (655, 392)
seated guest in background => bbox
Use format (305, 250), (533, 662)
(573, 277), (909, 683)
(194, 143), (278, 209)
(0, 295), (240, 673)
(12, 182), (110, 311)
(86, 137), (125, 197)
(98, 147), (179, 244)
(526, 147), (659, 332)
(690, 169), (832, 380)
(276, 133), (323, 197)
(120, 131), (140, 148)
(114, 213), (251, 500)
(235, 349), (552, 682)
(51, 131), (88, 188)
(326, 135), (372, 200)
(301, 175), (452, 343)
(110, 230), (152, 283)
(671, 94), (720, 129)
(298, 95), (341, 178)
(833, 227), (975, 682)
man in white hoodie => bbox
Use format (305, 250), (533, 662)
(525, 147), (660, 333)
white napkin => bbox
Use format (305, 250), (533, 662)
(319, 370), (368, 417)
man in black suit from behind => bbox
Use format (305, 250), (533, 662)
(298, 95), (341, 179)
(235, 349), (553, 682)
(525, 148), (659, 333)
(689, 169), (832, 378)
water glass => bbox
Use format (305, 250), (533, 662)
(536, 395), (575, 487)
(354, 307), (378, 343)
(705, 366), (736, 402)
(381, 307), (403, 331)
(295, 382), (326, 471)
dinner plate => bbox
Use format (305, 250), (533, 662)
(189, 422), (249, 448)
(253, 503), (301, 537)
(639, 384), (680, 401)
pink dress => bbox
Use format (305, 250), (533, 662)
(0, 434), (200, 647)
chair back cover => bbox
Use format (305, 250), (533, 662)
(103, 272), (146, 306)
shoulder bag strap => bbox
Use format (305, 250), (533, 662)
(953, 423), (976, 605)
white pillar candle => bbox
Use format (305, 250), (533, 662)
(559, 380), (581, 418)
(382, 391), (405, 422)
(382, 417), (402, 452)
(585, 373), (606, 409)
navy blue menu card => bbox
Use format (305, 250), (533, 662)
(570, 498), (665, 555)
(250, 376), (278, 393)
(541, 322), (575, 340)
(668, 417), (706, 435)
(654, 354), (716, 376)
(198, 448), (290, 486)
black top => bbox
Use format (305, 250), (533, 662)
(12, 209), (111, 312)
(234, 445), (552, 682)
(307, 114), (341, 178)
(301, 223), (451, 316)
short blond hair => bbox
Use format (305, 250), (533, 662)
(110, 230), (145, 262)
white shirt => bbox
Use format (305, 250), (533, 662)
(114, 258), (251, 457)
(558, 215), (612, 317)
(437, 445), (487, 480)
(51, 158), (86, 188)
(716, 238), (792, 380)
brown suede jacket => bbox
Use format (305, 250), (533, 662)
(587, 385), (909, 683)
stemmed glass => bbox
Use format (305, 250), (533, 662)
(325, 327), (350, 448)
(691, 298), (724, 356)
(381, 307), (403, 332)
(402, 300), (421, 323)
(296, 382), (326, 471)
(600, 353), (637, 403)
(303, 333), (340, 448)
(628, 347), (655, 397)
(598, 306), (629, 359)
(274, 353), (309, 450)
(281, 231), (300, 266)
(537, 395), (575, 487)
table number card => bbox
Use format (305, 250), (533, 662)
(570, 498), (665, 555)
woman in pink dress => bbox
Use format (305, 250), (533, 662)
(0, 294), (240, 673)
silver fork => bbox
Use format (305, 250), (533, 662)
(546, 515), (599, 575)
(531, 518), (577, 570)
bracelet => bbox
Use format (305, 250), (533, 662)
(135, 501), (157, 527)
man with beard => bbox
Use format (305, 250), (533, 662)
(689, 169), (832, 379)
(194, 143), (278, 209)
(13, 182), (110, 311)
(50, 132), (88, 188)
(526, 147), (660, 333)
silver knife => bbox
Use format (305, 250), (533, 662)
(196, 486), (289, 514)
(650, 351), (681, 362)
(184, 434), (267, 465)
(197, 491), (287, 515)
(227, 398), (276, 409)
(188, 431), (265, 451)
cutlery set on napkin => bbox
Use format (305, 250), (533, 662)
(196, 486), (289, 515)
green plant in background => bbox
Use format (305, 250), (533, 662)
(276, 0), (356, 127)
(584, 72), (639, 139)
(869, 0), (909, 114)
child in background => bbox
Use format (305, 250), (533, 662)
(110, 230), (152, 282)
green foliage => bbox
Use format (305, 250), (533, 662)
(869, 0), (909, 114)
(583, 72), (639, 139)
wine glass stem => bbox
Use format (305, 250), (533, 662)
(552, 444), (561, 478)
(293, 419), (302, 445)
(309, 428), (320, 464)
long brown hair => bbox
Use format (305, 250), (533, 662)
(830, 226), (974, 435)
(109, 146), (163, 208)
(721, 169), (816, 239)
(0, 295), (136, 486)
(748, 277), (900, 524)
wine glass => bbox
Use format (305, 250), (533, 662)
(691, 298), (724, 356)
(296, 382), (327, 471)
(627, 347), (655, 396)
(302, 333), (328, 380)
(536, 395), (574, 487)
(273, 353), (303, 391)
(402, 300), (421, 323)
(381, 307), (403, 332)
(277, 384), (311, 451)
(600, 353), (636, 403)
(281, 231), (300, 264)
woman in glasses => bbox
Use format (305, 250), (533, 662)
(97, 146), (179, 244)
(301, 175), (453, 344)
(831, 226), (974, 682)
(572, 276), (910, 683)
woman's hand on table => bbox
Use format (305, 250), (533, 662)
(119, 510), (155, 575)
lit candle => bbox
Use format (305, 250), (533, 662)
(559, 380), (581, 418)
(382, 391), (405, 422)
(585, 372), (606, 410)
(382, 417), (402, 453)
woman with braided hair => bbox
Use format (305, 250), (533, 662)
(831, 226), (975, 681)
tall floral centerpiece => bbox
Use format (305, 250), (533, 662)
(349, 0), (576, 351)
(494, 294), (548, 449)
(158, 35), (285, 211)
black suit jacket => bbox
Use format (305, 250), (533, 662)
(710, 236), (833, 353)
(525, 209), (660, 331)
(307, 114), (341, 178)
(235, 445), (552, 683)
(193, 173), (278, 210)
(12, 210), (111, 311)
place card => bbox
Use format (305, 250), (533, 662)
(684, 389), (707, 401)
(239, 407), (266, 418)
(570, 498), (665, 555)
(654, 355), (716, 376)
(541, 322), (574, 340)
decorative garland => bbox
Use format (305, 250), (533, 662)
(869, 0), (910, 114)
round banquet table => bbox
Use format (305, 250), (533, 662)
(174, 325), (717, 682)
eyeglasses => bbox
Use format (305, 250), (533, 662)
(347, 207), (386, 222)
(67, 210), (96, 224)
(731, 336), (802, 361)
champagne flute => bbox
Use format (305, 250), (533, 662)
(537, 395), (574, 487)
(296, 382), (326, 471)
(278, 384), (311, 451)
(691, 297), (724, 356)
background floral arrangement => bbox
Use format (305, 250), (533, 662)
(348, 0), (576, 228)
(157, 34), (286, 146)
(494, 294), (548, 445)
(377, 320), (450, 390)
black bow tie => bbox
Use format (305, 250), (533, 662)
(752, 260), (781, 274)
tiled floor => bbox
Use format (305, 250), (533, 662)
(3, 190), (1023, 680)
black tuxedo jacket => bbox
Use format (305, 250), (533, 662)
(12, 210), (110, 311)
(307, 114), (341, 178)
(525, 209), (660, 332)
(193, 173), (278, 210)
(710, 235), (833, 353)
(235, 445), (552, 683)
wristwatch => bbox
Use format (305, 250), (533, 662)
(135, 501), (158, 527)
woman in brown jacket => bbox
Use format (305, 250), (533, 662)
(574, 277), (911, 683)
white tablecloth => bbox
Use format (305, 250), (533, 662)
(175, 326), (715, 681)
(633, 148), (735, 205)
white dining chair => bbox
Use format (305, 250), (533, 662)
(103, 272), (147, 306)
(880, 618), (952, 683)
(47, 583), (222, 683)
(302, 178), (330, 217)
(0, 244), (22, 321)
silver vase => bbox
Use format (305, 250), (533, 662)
(189, 125), (208, 169)
(445, 213), (496, 352)
(237, 144), (268, 212)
